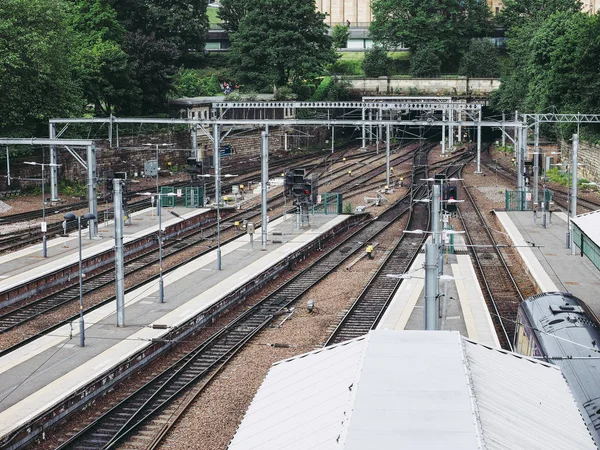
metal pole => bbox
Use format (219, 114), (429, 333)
(533, 120), (540, 204)
(213, 124), (221, 270)
(517, 126), (524, 191)
(386, 124), (390, 187)
(448, 107), (454, 151)
(502, 113), (506, 148)
(78, 217), (85, 347)
(433, 184), (443, 275)
(369, 109), (373, 145)
(5, 146), (9, 186)
(441, 110), (446, 155)
(158, 198), (164, 302)
(156, 144), (160, 216)
(108, 114), (113, 147)
(49, 123), (59, 201)
(86, 145), (98, 238)
(192, 124), (198, 160)
(361, 106), (366, 148)
(331, 125), (334, 153)
(514, 110), (519, 158)
(571, 134), (578, 255)
(475, 109), (482, 174)
(114, 179), (125, 326)
(42, 164), (47, 258)
(261, 130), (269, 249)
(458, 110), (462, 146)
(424, 242), (438, 330)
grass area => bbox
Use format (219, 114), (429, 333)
(338, 52), (365, 61)
(338, 51), (409, 60)
(207, 6), (222, 24)
(388, 51), (410, 60)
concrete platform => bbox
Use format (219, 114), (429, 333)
(0, 213), (351, 445)
(0, 206), (210, 305)
(496, 210), (600, 317)
(377, 237), (500, 348)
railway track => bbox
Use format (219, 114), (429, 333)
(51, 178), (428, 449)
(324, 149), (477, 345)
(0, 146), (413, 351)
(457, 170), (524, 350)
(0, 151), (338, 255)
(325, 148), (431, 345)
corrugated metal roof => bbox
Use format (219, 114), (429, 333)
(463, 339), (597, 449)
(341, 331), (481, 450)
(228, 331), (597, 450)
(572, 210), (600, 246)
(228, 336), (368, 450)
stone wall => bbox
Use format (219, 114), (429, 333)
(559, 139), (600, 183)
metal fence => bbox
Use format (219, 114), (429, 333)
(160, 186), (204, 208)
(311, 193), (343, 215)
(505, 190), (552, 211)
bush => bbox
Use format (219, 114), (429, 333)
(388, 57), (410, 75)
(410, 47), (441, 78)
(362, 46), (390, 77)
(170, 68), (221, 98)
(332, 24), (350, 49)
(276, 86), (297, 100)
(329, 59), (363, 75)
(311, 77), (350, 101)
(459, 38), (500, 78)
(343, 202), (354, 214)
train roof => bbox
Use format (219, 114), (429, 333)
(521, 292), (600, 444)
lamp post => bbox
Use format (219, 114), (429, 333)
(24, 161), (61, 258)
(63, 212), (96, 347)
(141, 192), (176, 303)
(200, 173), (237, 270)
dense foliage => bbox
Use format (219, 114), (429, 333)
(370, 0), (491, 70)
(491, 8), (600, 117)
(228, 0), (337, 90)
(0, 0), (208, 137)
(0, 0), (84, 136)
(219, 0), (250, 32)
(458, 38), (499, 78)
(332, 24), (350, 49)
(410, 46), (442, 77)
(362, 46), (391, 77)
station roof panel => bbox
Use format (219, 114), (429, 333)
(572, 209), (600, 247)
(228, 330), (597, 450)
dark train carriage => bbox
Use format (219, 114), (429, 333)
(515, 292), (600, 444)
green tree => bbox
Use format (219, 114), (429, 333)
(362, 46), (390, 77)
(68, 0), (136, 115)
(370, 0), (491, 69)
(0, 0), (83, 136)
(229, 0), (337, 90)
(332, 24), (350, 49)
(491, 11), (600, 115)
(107, 0), (208, 62)
(219, 0), (250, 32)
(498, 0), (581, 28)
(459, 38), (499, 78)
(106, 0), (209, 113)
(410, 45), (442, 77)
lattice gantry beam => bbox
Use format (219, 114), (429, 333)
(212, 101), (482, 112)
